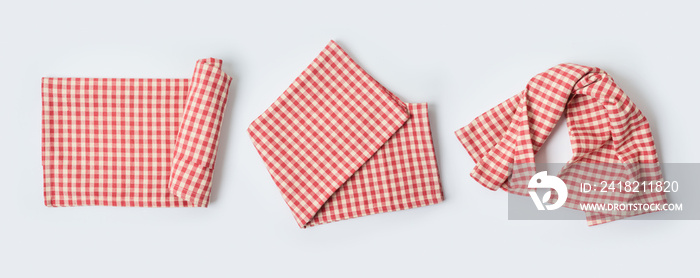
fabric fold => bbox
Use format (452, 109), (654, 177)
(168, 58), (232, 207)
(455, 63), (667, 226)
(249, 41), (443, 227)
(42, 58), (232, 207)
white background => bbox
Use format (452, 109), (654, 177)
(1, 0), (698, 277)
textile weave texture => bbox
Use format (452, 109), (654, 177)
(455, 63), (666, 226)
(248, 41), (443, 228)
(42, 58), (232, 207)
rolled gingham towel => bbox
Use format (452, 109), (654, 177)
(248, 41), (443, 228)
(41, 58), (232, 207)
(455, 63), (667, 226)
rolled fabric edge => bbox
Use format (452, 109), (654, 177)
(168, 58), (233, 207)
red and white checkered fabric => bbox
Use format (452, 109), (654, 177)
(42, 58), (232, 207)
(248, 41), (443, 228)
(455, 63), (667, 226)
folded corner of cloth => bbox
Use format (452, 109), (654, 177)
(41, 58), (232, 207)
(248, 40), (444, 228)
(454, 63), (667, 226)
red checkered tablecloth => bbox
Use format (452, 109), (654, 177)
(41, 58), (232, 207)
(248, 41), (443, 228)
(455, 63), (667, 225)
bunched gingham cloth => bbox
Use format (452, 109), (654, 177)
(455, 64), (667, 226)
(248, 41), (443, 228)
(42, 58), (232, 207)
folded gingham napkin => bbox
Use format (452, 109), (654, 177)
(455, 63), (667, 226)
(248, 41), (443, 228)
(42, 58), (232, 207)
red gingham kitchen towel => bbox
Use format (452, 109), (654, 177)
(248, 41), (443, 228)
(42, 58), (232, 207)
(455, 63), (667, 226)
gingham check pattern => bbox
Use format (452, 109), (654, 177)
(248, 41), (443, 228)
(455, 63), (667, 226)
(308, 103), (443, 227)
(42, 58), (232, 207)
